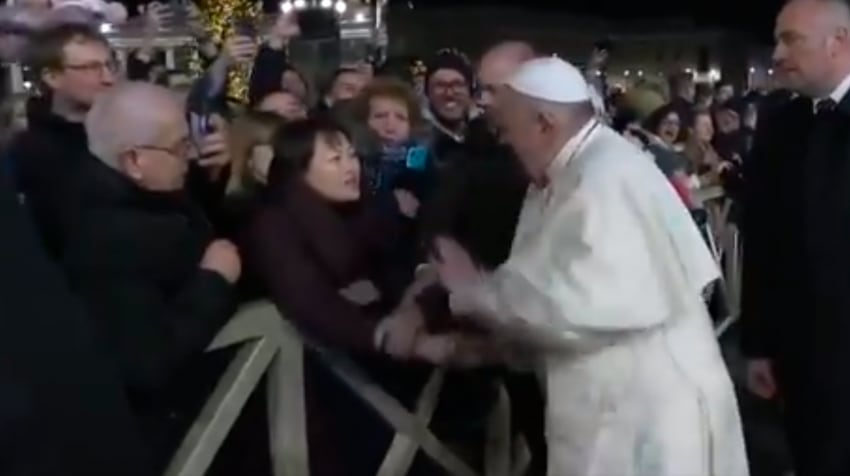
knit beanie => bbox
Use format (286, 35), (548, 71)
(424, 49), (474, 93)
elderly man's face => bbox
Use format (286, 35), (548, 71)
(773, 0), (846, 97)
(44, 38), (116, 108)
(132, 105), (192, 192)
(495, 89), (551, 180)
(477, 56), (519, 111)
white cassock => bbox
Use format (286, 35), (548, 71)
(451, 120), (749, 476)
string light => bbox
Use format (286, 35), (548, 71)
(198, 0), (259, 103)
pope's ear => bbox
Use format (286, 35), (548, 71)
(536, 109), (559, 132)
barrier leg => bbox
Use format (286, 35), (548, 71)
(267, 326), (310, 476)
(484, 383), (511, 476)
(164, 338), (277, 476)
(376, 369), (445, 476)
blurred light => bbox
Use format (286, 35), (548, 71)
(709, 68), (721, 80)
(354, 11), (366, 22)
(320, 0), (332, 8)
(749, 67), (756, 73)
(280, 1), (293, 12)
(624, 69), (630, 76)
(768, 68), (774, 75)
(594, 70), (601, 76)
(293, 0), (307, 9)
(22, 81), (31, 89)
(99, 23), (112, 33)
(684, 67), (693, 74)
(637, 70), (643, 77)
(334, 0), (347, 12)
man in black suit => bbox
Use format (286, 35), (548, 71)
(743, 0), (850, 474)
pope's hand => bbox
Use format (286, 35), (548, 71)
(746, 358), (777, 400)
(433, 236), (480, 292)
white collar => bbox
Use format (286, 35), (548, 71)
(814, 71), (850, 111)
(830, 71), (850, 103)
(545, 119), (598, 180)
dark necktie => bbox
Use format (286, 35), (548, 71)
(816, 98), (837, 115)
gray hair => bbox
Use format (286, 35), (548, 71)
(85, 81), (179, 167)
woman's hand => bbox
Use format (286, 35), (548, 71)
(411, 334), (457, 365)
(411, 333), (502, 368)
(377, 310), (425, 359)
(393, 189), (420, 218)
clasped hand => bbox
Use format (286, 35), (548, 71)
(377, 308), (457, 365)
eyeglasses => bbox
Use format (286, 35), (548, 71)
(431, 80), (469, 93)
(61, 59), (120, 75)
(135, 139), (196, 160)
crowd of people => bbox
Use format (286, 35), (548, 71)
(7, 0), (850, 475)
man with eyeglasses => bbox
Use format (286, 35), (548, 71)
(7, 23), (116, 258)
(61, 81), (240, 470)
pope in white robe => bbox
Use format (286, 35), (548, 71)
(434, 58), (749, 476)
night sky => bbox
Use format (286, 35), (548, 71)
(390, 0), (786, 41)
(117, 0), (787, 41)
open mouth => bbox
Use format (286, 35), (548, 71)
(344, 176), (359, 188)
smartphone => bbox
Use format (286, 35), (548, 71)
(232, 17), (257, 37)
(189, 112), (213, 144)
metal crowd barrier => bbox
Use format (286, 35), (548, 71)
(165, 301), (522, 476)
(696, 186), (742, 339)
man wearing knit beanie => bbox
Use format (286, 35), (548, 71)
(424, 49), (476, 141)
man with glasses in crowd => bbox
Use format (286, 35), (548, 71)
(7, 23), (116, 257)
(61, 81), (240, 470)
(8, 22), (231, 259)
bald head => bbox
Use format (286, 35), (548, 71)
(481, 41), (536, 67)
(774, 0), (850, 97)
(477, 41), (537, 111)
(86, 81), (184, 167)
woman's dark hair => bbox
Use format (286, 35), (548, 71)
(266, 115), (352, 190)
(611, 107), (639, 134)
(643, 103), (679, 135)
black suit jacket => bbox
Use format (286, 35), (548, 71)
(742, 90), (850, 471)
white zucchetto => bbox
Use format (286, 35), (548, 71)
(507, 56), (593, 103)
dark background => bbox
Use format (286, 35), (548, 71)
(388, 0), (786, 40)
(116, 0), (786, 41)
